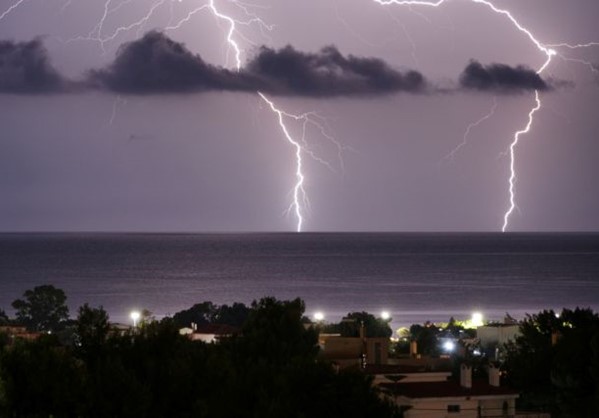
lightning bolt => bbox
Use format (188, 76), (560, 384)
(164, 0), (274, 70)
(60, 0), (73, 15)
(11, 0), (596, 231)
(546, 42), (599, 50)
(502, 91), (541, 232)
(258, 93), (307, 232)
(547, 42), (599, 74)
(0, 0), (27, 21)
(201, 0), (343, 231)
(66, 0), (168, 53)
(109, 96), (127, 126)
(443, 97), (497, 162)
(371, 0), (558, 231)
(65, 0), (328, 231)
(200, 0), (304, 230)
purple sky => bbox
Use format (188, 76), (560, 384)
(1, 0), (598, 232)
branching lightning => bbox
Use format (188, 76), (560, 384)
(69, 0), (339, 231)
(166, 0), (274, 70)
(6, 0), (598, 231)
(372, 0), (559, 231)
(200, 0), (340, 231)
(443, 97), (497, 162)
(0, 0), (27, 21)
(258, 93), (307, 232)
(547, 42), (599, 50)
(502, 91), (541, 232)
(547, 42), (599, 74)
(66, 0), (168, 53)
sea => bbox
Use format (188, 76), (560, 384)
(0, 233), (598, 327)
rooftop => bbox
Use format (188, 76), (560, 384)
(379, 379), (518, 399)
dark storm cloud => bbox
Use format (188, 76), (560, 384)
(89, 31), (426, 96)
(88, 31), (254, 94)
(245, 45), (426, 96)
(0, 38), (66, 94)
(460, 60), (549, 92)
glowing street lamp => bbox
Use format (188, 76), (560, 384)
(313, 311), (324, 322)
(471, 312), (484, 327)
(381, 311), (391, 321)
(130, 310), (141, 327)
(443, 340), (456, 352)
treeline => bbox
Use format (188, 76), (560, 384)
(502, 308), (599, 418)
(0, 286), (399, 418)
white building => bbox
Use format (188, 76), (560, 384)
(379, 365), (520, 418)
(477, 324), (521, 348)
(179, 323), (239, 343)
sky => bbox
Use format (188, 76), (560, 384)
(1, 0), (598, 232)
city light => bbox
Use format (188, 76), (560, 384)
(471, 312), (484, 327)
(130, 310), (141, 327)
(313, 311), (325, 322)
(443, 340), (456, 352)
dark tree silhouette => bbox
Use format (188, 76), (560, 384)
(11, 285), (69, 332)
(324, 311), (393, 338)
(76, 304), (110, 359)
(503, 308), (599, 417)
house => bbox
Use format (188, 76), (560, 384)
(363, 364), (452, 386)
(179, 323), (239, 343)
(379, 364), (520, 418)
(108, 323), (133, 336)
(0, 325), (41, 343)
(318, 325), (389, 368)
(477, 323), (521, 359)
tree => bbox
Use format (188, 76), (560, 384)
(172, 301), (251, 328)
(0, 309), (8, 325)
(0, 336), (86, 416)
(172, 301), (216, 328)
(324, 311), (393, 338)
(76, 304), (110, 357)
(11, 285), (69, 332)
(409, 323), (440, 356)
(236, 297), (319, 364)
(213, 302), (250, 327)
(503, 308), (599, 417)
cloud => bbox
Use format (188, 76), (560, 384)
(88, 31), (255, 94)
(89, 31), (426, 96)
(0, 38), (66, 93)
(245, 45), (426, 96)
(460, 60), (549, 92)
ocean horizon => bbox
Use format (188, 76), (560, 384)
(1, 232), (598, 327)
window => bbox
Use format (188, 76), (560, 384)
(447, 405), (461, 413)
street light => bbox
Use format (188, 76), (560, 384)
(381, 311), (391, 320)
(471, 312), (484, 327)
(443, 340), (456, 352)
(130, 310), (141, 327)
(313, 311), (324, 322)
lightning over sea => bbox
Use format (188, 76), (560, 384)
(0, 0), (597, 233)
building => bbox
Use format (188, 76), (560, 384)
(179, 323), (239, 343)
(318, 325), (389, 368)
(477, 324), (521, 348)
(0, 325), (41, 343)
(477, 323), (521, 359)
(379, 365), (521, 418)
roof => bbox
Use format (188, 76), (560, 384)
(194, 323), (240, 335)
(379, 379), (518, 399)
(364, 364), (434, 375)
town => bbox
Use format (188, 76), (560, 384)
(1, 284), (597, 417)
